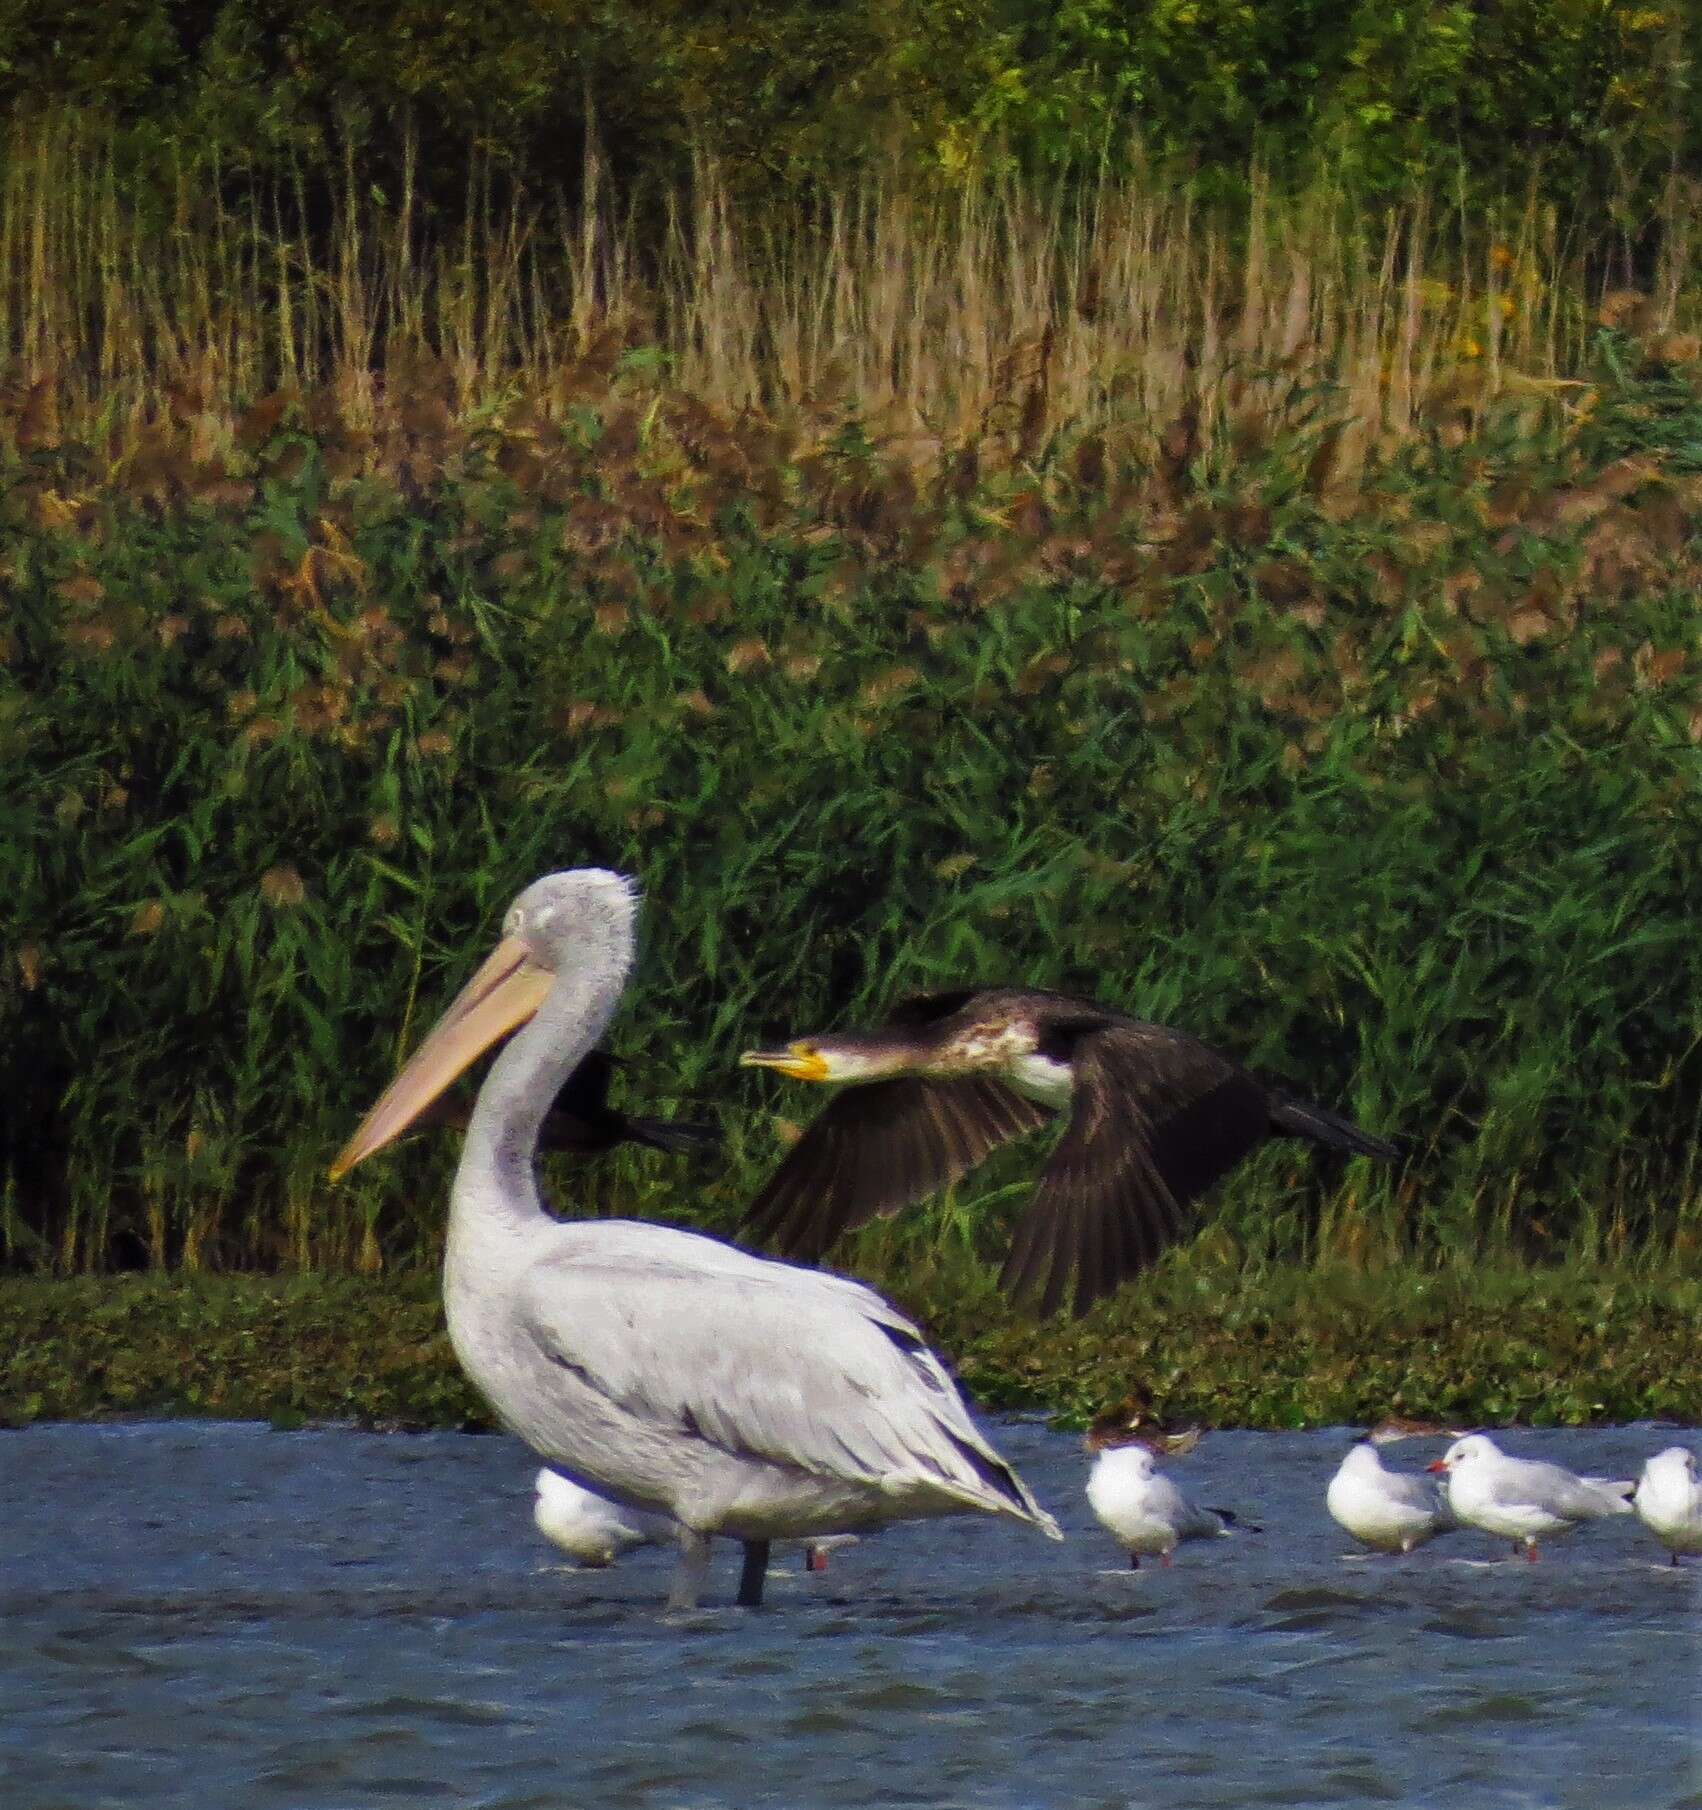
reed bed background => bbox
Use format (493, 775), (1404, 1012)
(4, 121), (1702, 1298)
(4, 115), (1696, 471)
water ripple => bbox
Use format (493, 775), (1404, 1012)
(1, 1419), (1696, 1809)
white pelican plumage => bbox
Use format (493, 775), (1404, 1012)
(331, 869), (1060, 1609)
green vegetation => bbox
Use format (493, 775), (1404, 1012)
(1, 0), (1693, 209)
(4, 1261), (1697, 1429)
(2, 9), (1700, 1425)
(4, 304), (1702, 1284)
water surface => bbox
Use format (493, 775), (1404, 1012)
(3, 1420), (1696, 1808)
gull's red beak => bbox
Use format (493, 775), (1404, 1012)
(1426, 1459), (1448, 1473)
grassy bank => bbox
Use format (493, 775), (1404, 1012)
(4, 1260), (1697, 1431)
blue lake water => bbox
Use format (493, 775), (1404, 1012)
(2, 1419), (1697, 1808)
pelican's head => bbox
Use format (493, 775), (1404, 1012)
(738, 1035), (909, 1085)
(504, 868), (640, 973)
(1428, 1433), (1499, 1475)
(329, 867), (640, 1180)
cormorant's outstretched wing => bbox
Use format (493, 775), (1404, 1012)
(881, 990), (986, 1026)
(743, 1076), (1054, 1261)
(1001, 1025), (1271, 1317)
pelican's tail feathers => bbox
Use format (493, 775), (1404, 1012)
(935, 1426), (1063, 1539)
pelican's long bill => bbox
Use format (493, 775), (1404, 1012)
(329, 936), (554, 1180)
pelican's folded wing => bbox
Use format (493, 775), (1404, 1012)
(516, 1246), (1058, 1535)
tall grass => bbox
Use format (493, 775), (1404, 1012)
(2, 114), (1695, 474)
(2, 114), (1701, 1284)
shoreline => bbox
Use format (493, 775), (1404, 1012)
(5, 1265), (1698, 1432)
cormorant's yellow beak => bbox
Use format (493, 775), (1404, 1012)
(330, 936), (554, 1180)
(739, 1042), (832, 1083)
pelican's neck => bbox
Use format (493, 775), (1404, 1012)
(454, 940), (630, 1232)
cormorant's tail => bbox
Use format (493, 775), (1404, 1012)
(1267, 1092), (1397, 1161)
(624, 1116), (721, 1157)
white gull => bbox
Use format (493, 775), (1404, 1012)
(1428, 1433), (1632, 1560)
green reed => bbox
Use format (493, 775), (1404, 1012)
(3, 322), (1702, 1282)
(5, 112), (1696, 472)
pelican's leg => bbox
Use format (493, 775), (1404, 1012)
(1128, 1551), (1140, 1570)
(668, 1529), (712, 1610)
(737, 1539), (772, 1608)
(1523, 1540), (1540, 1563)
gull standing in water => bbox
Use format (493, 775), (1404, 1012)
(533, 1469), (675, 1565)
(331, 869), (1060, 1609)
(1086, 1442), (1254, 1568)
(533, 1470), (858, 1575)
(1428, 1434), (1633, 1561)
(1326, 1430), (1452, 1555)
(740, 988), (1396, 1315)
(1632, 1448), (1702, 1564)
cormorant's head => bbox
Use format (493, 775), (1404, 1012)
(739, 1036), (910, 1085)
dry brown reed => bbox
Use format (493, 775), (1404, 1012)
(4, 114), (1695, 475)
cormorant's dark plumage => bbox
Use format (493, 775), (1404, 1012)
(422, 1050), (719, 1159)
(742, 988), (1395, 1317)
